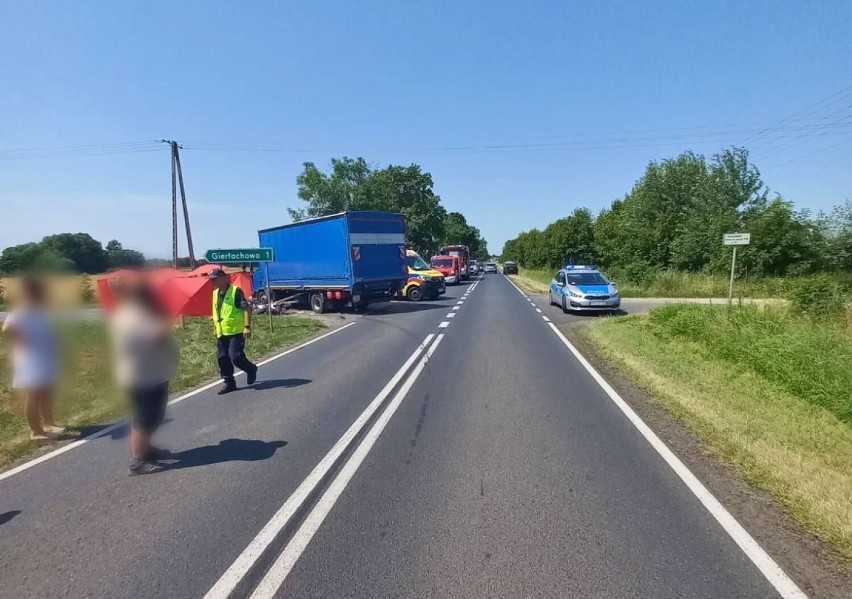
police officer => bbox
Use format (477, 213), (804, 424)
(209, 268), (258, 394)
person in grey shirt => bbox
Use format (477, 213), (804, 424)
(110, 278), (179, 476)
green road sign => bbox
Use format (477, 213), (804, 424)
(204, 248), (274, 263)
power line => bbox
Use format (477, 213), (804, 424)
(740, 82), (852, 147)
(763, 135), (852, 170)
(751, 105), (852, 159)
(0, 142), (164, 161)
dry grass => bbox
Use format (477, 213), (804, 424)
(584, 314), (852, 559)
(0, 274), (107, 307)
(506, 272), (549, 295)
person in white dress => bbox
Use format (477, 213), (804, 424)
(2, 277), (63, 440)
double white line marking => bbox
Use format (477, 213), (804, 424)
(204, 333), (445, 599)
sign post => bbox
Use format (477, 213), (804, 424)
(204, 247), (276, 332)
(722, 233), (751, 306)
(264, 261), (273, 332)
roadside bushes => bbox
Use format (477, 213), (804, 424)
(787, 275), (846, 320)
(648, 304), (852, 424)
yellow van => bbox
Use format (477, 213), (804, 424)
(401, 250), (446, 301)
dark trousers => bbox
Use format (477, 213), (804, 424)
(217, 333), (256, 386)
(128, 382), (169, 433)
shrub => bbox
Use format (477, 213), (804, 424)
(787, 275), (846, 320)
(79, 274), (95, 304)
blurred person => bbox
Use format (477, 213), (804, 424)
(209, 268), (258, 394)
(1, 276), (62, 440)
(110, 278), (179, 476)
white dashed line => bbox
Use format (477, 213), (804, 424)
(446, 313), (455, 318)
(439, 321), (450, 328)
(452, 306), (460, 311)
(535, 308), (542, 313)
(543, 316), (551, 323)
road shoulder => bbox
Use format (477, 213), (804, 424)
(560, 323), (852, 599)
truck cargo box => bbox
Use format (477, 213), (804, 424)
(253, 211), (407, 312)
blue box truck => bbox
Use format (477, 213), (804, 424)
(252, 211), (408, 313)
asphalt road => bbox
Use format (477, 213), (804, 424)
(0, 275), (796, 599)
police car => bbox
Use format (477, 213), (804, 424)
(548, 265), (621, 313)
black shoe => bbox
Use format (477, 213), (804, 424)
(218, 384), (237, 395)
(247, 367), (258, 386)
(145, 446), (172, 461)
(128, 459), (164, 476)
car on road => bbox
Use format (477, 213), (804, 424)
(401, 250), (446, 301)
(483, 262), (498, 273)
(549, 265), (620, 313)
(430, 255), (461, 285)
(469, 259), (479, 275)
(502, 261), (518, 275)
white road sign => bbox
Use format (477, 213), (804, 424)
(723, 233), (751, 246)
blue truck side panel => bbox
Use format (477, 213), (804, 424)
(252, 212), (406, 297)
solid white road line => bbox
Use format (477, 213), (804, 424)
(249, 335), (446, 599)
(499, 274), (807, 599)
(545, 322), (807, 599)
(439, 321), (450, 328)
(0, 321), (358, 484)
(542, 316), (551, 323)
(202, 333), (434, 599)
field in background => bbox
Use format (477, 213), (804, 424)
(0, 274), (106, 308)
(583, 304), (852, 558)
(0, 315), (325, 468)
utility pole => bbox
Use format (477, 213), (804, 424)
(169, 142), (178, 267)
(161, 140), (196, 269)
(173, 143), (196, 268)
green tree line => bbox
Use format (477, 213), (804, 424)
(290, 157), (489, 259)
(0, 234), (145, 275)
(501, 147), (851, 280)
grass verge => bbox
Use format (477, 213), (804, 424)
(505, 268), (852, 299)
(506, 271), (550, 295)
(0, 315), (325, 468)
(583, 306), (852, 559)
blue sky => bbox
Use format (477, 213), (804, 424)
(2, 1), (851, 257)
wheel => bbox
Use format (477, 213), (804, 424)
(549, 291), (555, 306)
(406, 286), (423, 302)
(256, 289), (268, 304)
(561, 295), (569, 314)
(310, 292), (327, 314)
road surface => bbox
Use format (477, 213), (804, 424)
(0, 275), (800, 599)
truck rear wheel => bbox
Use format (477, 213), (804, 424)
(310, 292), (327, 314)
(406, 286), (423, 302)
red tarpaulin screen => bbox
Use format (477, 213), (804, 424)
(97, 266), (253, 317)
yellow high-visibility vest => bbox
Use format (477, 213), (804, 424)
(212, 285), (245, 338)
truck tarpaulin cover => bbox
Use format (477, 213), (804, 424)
(96, 265), (253, 317)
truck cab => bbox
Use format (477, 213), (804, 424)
(438, 245), (471, 280)
(401, 250), (446, 301)
(430, 255), (461, 285)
